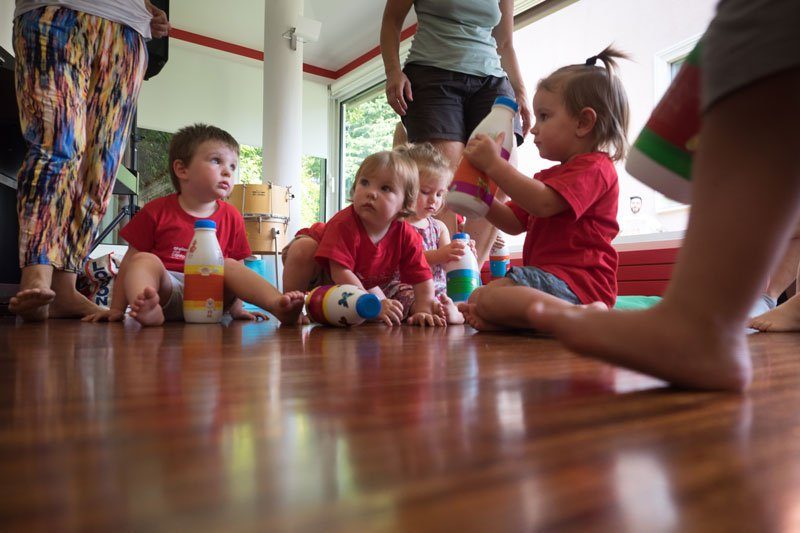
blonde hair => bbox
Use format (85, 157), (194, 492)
(538, 45), (630, 161)
(395, 142), (452, 216)
(350, 150), (419, 218)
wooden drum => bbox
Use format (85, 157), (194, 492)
(227, 182), (291, 218)
(243, 215), (288, 254)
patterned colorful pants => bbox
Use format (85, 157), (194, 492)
(13, 7), (146, 272)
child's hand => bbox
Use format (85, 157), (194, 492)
(231, 307), (269, 321)
(81, 308), (125, 323)
(377, 298), (404, 326)
(407, 311), (446, 327)
(408, 298), (447, 327)
(468, 239), (478, 259)
(464, 132), (505, 173)
(441, 239), (467, 263)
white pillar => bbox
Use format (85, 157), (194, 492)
(263, 0), (303, 239)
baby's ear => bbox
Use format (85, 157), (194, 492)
(576, 107), (598, 137)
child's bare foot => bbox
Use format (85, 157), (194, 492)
(457, 302), (505, 331)
(129, 287), (165, 327)
(9, 287), (56, 321)
(49, 289), (102, 319)
(532, 302), (752, 391)
(439, 294), (465, 324)
(270, 291), (306, 325)
(749, 294), (800, 332)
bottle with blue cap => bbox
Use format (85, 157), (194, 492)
(445, 232), (481, 302)
(184, 219), (225, 323)
(305, 284), (382, 327)
(448, 96), (519, 218)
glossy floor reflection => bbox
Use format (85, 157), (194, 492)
(1, 318), (799, 531)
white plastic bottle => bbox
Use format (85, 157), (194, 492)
(305, 284), (382, 327)
(445, 233), (482, 302)
(448, 96), (518, 218)
(183, 219), (225, 323)
(489, 235), (510, 279)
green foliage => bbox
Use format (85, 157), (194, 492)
(239, 145), (263, 185)
(301, 156), (323, 225)
(342, 90), (398, 202)
(137, 128), (173, 204)
(238, 145), (324, 226)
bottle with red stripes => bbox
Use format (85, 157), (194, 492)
(183, 219), (225, 323)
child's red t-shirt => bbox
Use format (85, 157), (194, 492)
(507, 152), (619, 306)
(296, 222), (326, 242)
(120, 193), (251, 272)
(315, 206), (432, 289)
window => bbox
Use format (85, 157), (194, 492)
(339, 84), (398, 208)
(238, 146), (327, 226)
(648, 35), (703, 235)
(301, 156), (326, 226)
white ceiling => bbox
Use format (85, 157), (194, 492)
(169, 0), (543, 74)
(170, 0), (416, 73)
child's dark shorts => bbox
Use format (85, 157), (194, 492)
(506, 266), (581, 304)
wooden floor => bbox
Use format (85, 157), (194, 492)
(1, 318), (800, 532)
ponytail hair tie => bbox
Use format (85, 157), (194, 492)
(585, 55), (598, 66)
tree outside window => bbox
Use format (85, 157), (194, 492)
(341, 85), (398, 206)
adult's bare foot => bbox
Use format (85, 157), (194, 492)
(49, 289), (102, 319)
(532, 303), (752, 391)
(129, 286), (165, 327)
(9, 287), (55, 321)
(749, 294), (800, 332)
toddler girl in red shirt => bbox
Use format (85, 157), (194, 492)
(458, 46), (630, 331)
(282, 150), (445, 327)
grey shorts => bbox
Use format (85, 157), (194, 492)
(402, 63), (524, 146)
(702, 0), (800, 110)
(161, 271), (185, 321)
(506, 266), (581, 305)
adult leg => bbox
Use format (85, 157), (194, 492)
(534, 69), (800, 391)
(11, 7), (89, 321)
(764, 227), (800, 301)
(56, 13), (146, 315)
(224, 259), (304, 325)
(749, 223), (800, 331)
(8, 266), (55, 320)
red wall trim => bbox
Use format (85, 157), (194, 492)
(303, 64), (339, 79)
(169, 24), (418, 81)
(333, 24), (418, 79)
(170, 28), (264, 61)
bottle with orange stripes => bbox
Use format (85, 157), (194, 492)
(183, 219), (225, 323)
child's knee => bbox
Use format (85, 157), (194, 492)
(122, 252), (166, 277)
(286, 237), (319, 264)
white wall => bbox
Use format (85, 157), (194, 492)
(512, 0), (717, 239)
(1, 0), (13, 53)
(138, 39), (329, 159)
(0, 4), (329, 162)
